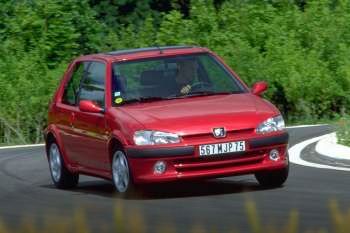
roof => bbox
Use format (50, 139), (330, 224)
(79, 46), (210, 62)
(105, 45), (197, 56)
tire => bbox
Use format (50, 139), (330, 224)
(48, 142), (79, 189)
(111, 149), (134, 193)
(255, 164), (289, 187)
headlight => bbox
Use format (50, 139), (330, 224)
(256, 115), (285, 134)
(133, 130), (180, 145)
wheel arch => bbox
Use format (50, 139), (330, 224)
(44, 125), (61, 158)
(108, 134), (136, 191)
(108, 137), (125, 164)
(45, 132), (56, 158)
(44, 125), (74, 171)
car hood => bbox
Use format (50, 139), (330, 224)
(119, 94), (279, 136)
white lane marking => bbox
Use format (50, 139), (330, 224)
(289, 133), (350, 171)
(0, 144), (45, 150)
(315, 132), (350, 160)
(286, 124), (328, 129)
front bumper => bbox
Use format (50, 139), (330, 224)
(126, 132), (289, 184)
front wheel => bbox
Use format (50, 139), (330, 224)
(255, 165), (289, 187)
(112, 150), (133, 193)
(48, 142), (79, 189)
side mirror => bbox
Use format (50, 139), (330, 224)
(79, 100), (104, 114)
(251, 81), (268, 96)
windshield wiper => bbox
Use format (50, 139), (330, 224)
(121, 96), (170, 104)
(168, 91), (237, 99)
(120, 91), (240, 105)
(187, 91), (233, 97)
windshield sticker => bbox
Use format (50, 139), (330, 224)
(114, 91), (121, 97)
(115, 97), (123, 104)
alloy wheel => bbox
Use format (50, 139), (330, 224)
(112, 151), (130, 192)
(49, 143), (62, 182)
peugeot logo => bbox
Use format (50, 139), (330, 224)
(213, 127), (226, 138)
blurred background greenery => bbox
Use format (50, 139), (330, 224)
(0, 0), (349, 144)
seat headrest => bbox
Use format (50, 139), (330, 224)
(140, 70), (163, 86)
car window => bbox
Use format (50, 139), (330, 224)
(78, 62), (106, 108)
(62, 62), (87, 106)
(112, 60), (169, 100)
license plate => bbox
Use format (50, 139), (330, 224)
(199, 141), (245, 156)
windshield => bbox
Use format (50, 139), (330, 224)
(111, 53), (247, 105)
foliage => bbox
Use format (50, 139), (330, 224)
(0, 0), (103, 144)
(1, 0), (350, 143)
(336, 115), (350, 146)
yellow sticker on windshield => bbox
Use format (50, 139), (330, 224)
(115, 97), (123, 104)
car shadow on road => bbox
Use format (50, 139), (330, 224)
(41, 177), (281, 200)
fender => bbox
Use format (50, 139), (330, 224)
(108, 129), (130, 150)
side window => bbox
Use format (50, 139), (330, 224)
(62, 63), (86, 105)
(79, 62), (106, 108)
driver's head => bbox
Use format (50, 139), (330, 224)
(176, 59), (197, 85)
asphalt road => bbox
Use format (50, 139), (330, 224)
(0, 125), (348, 232)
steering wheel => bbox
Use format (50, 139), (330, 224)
(166, 82), (213, 98)
(190, 81), (212, 92)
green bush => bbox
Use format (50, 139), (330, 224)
(1, 0), (350, 144)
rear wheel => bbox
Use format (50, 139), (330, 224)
(48, 142), (79, 189)
(112, 150), (134, 193)
(255, 164), (289, 187)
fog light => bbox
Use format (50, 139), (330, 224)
(154, 161), (166, 174)
(269, 149), (280, 161)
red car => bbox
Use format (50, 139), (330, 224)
(45, 46), (289, 193)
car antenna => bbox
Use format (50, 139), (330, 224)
(156, 45), (164, 54)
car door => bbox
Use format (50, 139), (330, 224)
(73, 61), (109, 171)
(56, 61), (88, 165)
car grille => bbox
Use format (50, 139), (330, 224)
(181, 128), (255, 145)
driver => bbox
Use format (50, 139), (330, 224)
(175, 59), (198, 95)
